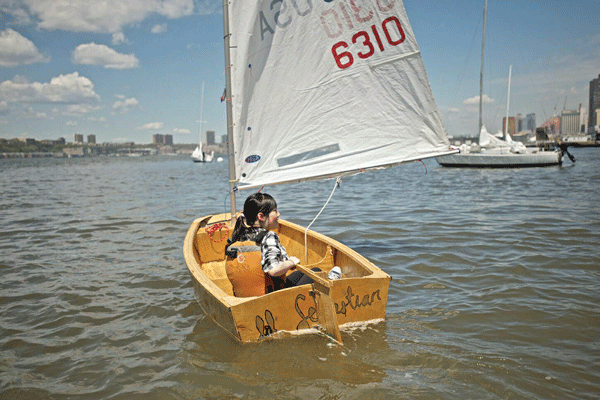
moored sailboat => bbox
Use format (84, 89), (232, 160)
(436, 0), (563, 168)
(184, 0), (456, 343)
(191, 82), (214, 163)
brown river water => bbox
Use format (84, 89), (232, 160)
(1, 148), (598, 399)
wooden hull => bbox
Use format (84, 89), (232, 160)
(183, 214), (391, 342)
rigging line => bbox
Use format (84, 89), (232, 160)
(452, 14), (481, 100)
(304, 176), (342, 264)
(224, 191), (231, 215)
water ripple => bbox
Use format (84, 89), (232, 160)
(1, 151), (599, 398)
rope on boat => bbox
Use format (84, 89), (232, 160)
(304, 176), (342, 264)
(300, 250), (331, 270)
(206, 222), (229, 243)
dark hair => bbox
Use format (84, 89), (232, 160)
(227, 192), (277, 247)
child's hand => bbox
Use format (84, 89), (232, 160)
(289, 256), (300, 265)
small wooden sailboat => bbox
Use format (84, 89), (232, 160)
(184, 214), (391, 342)
(184, 0), (456, 343)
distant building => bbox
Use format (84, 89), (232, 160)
(526, 113), (536, 132)
(221, 134), (227, 145)
(560, 109), (581, 136)
(87, 134), (96, 144)
(74, 133), (84, 144)
(152, 133), (172, 146)
(153, 134), (164, 145)
(206, 130), (215, 145)
(579, 106), (588, 133)
(63, 147), (84, 157)
(589, 74), (600, 133)
(502, 116), (516, 136)
(516, 114), (523, 133)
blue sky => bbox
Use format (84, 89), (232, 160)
(1, 0), (598, 144)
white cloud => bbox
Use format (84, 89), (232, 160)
(16, 0), (200, 33)
(172, 128), (190, 134)
(88, 116), (107, 122)
(66, 120), (78, 126)
(112, 96), (140, 114)
(137, 121), (163, 130)
(151, 23), (167, 34)
(72, 43), (139, 69)
(0, 29), (49, 67)
(463, 94), (495, 105)
(0, 72), (101, 104)
(63, 104), (102, 116)
(0, 2), (32, 25)
(111, 32), (127, 45)
(588, 34), (600, 46)
(13, 105), (49, 120)
(443, 106), (461, 113)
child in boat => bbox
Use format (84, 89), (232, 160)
(226, 192), (315, 291)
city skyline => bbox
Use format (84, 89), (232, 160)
(1, 0), (599, 143)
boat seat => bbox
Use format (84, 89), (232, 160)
(226, 245), (337, 298)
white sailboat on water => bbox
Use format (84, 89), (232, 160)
(436, 0), (563, 168)
(191, 82), (214, 163)
(191, 144), (213, 163)
(184, 0), (456, 343)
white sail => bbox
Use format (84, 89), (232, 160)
(191, 145), (204, 162)
(228, 0), (454, 188)
(479, 125), (509, 148)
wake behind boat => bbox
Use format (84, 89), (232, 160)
(184, 0), (456, 343)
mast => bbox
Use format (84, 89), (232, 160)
(222, 0), (236, 219)
(478, 0), (488, 134)
(505, 65), (512, 139)
(199, 81), (205, 153)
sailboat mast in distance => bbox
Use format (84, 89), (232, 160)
(479, 0), (488, 134)
(199, 81), (205, 150)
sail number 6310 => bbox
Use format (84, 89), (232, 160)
(331, 16), (405, 69)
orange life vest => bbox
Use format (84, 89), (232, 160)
(225, 240), (284, 297)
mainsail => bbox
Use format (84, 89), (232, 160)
(227, 0), (454, 188)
